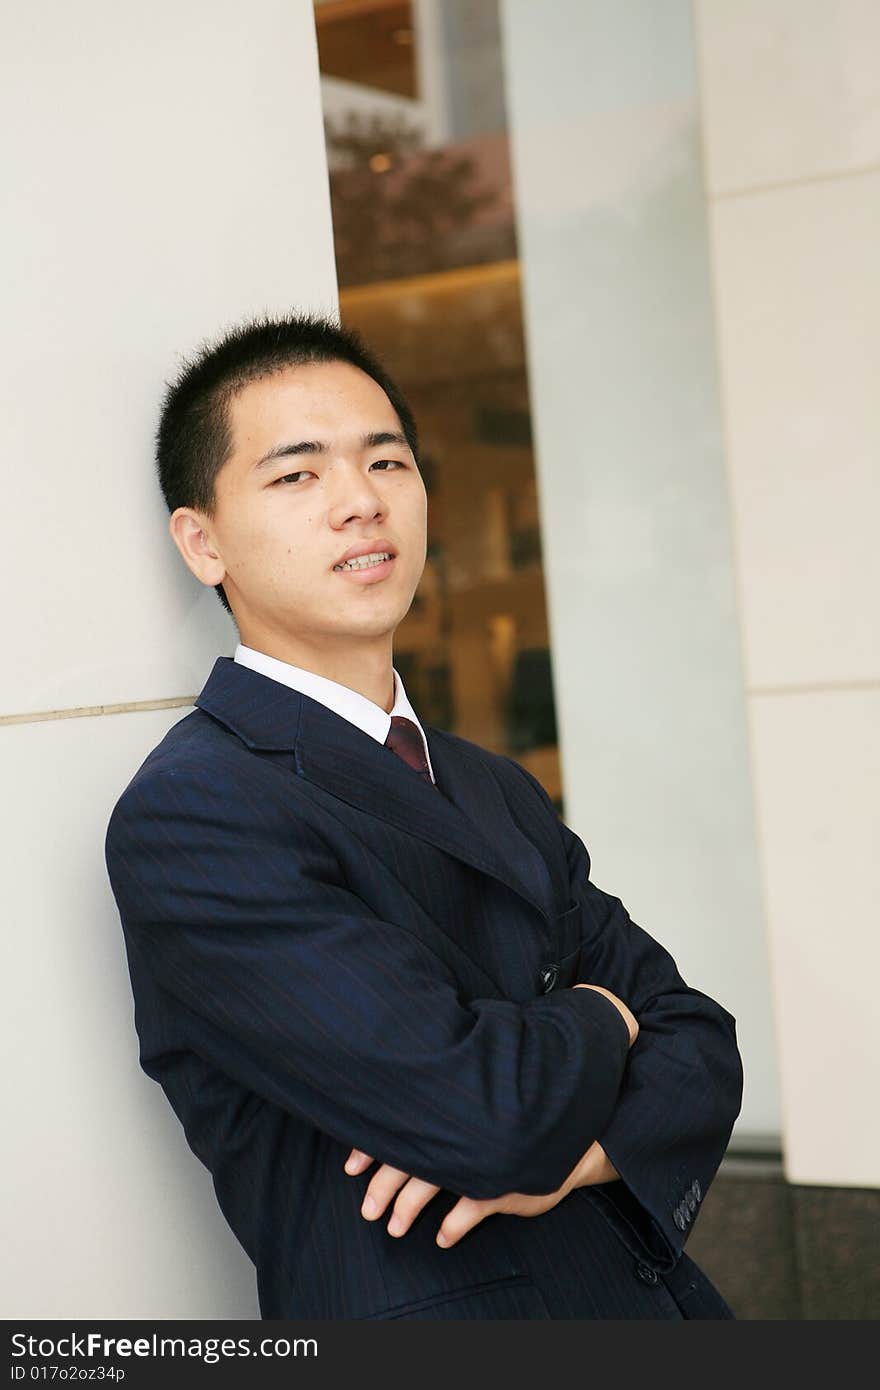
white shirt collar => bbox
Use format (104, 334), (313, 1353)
(233, 643), (436, 782)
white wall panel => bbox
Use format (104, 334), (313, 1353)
(2, 0), (333, 1317)
(697, 2), (880, 1188)
(695, 0), (880, 193)
(708, 171), (880, 689)
(1, 0), (337, 717)
(1, 708), (258, 1318)
(748, 689), (880, 1186)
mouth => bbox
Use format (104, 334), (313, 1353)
(332, 550), (396, 583)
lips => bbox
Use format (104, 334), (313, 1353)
(333, 539), (397, 569)
(332, 552), (396, 588)
(333, 551), (394, 573)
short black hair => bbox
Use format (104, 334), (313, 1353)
(156, 310), (420, 615)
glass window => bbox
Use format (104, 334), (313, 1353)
(316, 0), (563, 811)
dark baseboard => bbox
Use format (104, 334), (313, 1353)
(684, 1156), (880, 1320)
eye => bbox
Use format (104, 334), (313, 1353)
(272, 471), (313, 485)
(270, 459), (406, 487)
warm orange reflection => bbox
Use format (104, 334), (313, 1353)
(317, 3), (563, 809)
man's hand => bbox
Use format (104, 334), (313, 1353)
(574, 982), (639, 1047)
(344, 1137), (621, 1248)
(344, 1148), (445, 1238)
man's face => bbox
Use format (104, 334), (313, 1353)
(203, 360), (428, 651)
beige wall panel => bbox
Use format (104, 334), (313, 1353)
(695, 0), (880, 192)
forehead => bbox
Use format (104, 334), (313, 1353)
(227, 360), (397, 448)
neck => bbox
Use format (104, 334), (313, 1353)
(237, 627), (396, 713)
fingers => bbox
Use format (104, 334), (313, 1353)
(354, 1163), (442, 1238)
(384, 1176), (443, 1237)
(435, 1195), (499, 1249)
(344, 1151), (555, 1249)
(344, 1146), (410, 1222)
(359, 1163), (409, 1222)
(343, 1151), (431, 1234)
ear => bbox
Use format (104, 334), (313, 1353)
(168, 507), (227, 589)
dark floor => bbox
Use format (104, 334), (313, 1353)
(684, 1158), (880, 1320)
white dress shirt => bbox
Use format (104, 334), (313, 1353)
(234, 643), (436, 783)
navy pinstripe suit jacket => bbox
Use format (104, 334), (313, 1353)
(105, 656), (743, 1319)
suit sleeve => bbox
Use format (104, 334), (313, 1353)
(105, 763), (632, 1202)
(507, 759), (744, 1268)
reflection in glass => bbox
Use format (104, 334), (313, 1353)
(316, 0), (563, 812)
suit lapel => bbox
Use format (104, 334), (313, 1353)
(196, 658), (552, 922)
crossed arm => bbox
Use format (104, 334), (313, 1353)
(107, 755), (743, 1264)
(343, 760), (744, 1256)
(342, 982), (639, 1249)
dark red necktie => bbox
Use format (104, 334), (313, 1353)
(384, 716), (435, 786)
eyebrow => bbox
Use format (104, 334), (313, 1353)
(253, 430), (410, 471)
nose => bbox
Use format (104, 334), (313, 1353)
(326, 460), (387, 528)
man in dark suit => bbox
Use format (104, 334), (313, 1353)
(105, 312), (743, 1319)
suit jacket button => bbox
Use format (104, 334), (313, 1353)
(693, 1179), (701, 1202)
(686, 1190), (697, 1213)
(635, 1263), (659, 1286)
(540, 964), (558, 993)
(673, 1206), (687, 1231)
